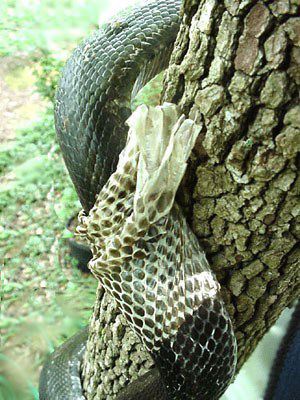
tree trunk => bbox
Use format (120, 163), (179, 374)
(82, 1), (300, 399)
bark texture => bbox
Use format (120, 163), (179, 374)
(82, 1), (300, 399)
(82, 285), (153, 399)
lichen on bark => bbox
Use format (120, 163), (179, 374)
(82, 0), (300, 398)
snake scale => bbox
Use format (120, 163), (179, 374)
(39, 1), (237, 399)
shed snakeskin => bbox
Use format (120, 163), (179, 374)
(39, 1), (237, 400)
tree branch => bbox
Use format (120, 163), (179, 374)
(82, 1), (300, 398)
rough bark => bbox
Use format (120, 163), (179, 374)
(82, 286), (153, 399)
(82, 1), (300, 399)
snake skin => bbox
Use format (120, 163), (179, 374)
(76, 104), (237, 399)
(39, 328), (88, 400)
(55, 0), (182, 212)
(39, 1), (237, 400)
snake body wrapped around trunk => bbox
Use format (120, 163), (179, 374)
(39, 1), (237, 399)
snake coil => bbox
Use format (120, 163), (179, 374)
(39, 1), (237, 399)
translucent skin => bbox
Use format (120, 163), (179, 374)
(77, 104), (237, 399)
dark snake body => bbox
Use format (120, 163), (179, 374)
(55, 0), (182, 212)
(39, 1), (237, 399)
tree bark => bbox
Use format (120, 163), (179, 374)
(82, 1), (300, 399)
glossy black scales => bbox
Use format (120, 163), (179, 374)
(55, 0), (182, 212)
(153, 298), (236, 400)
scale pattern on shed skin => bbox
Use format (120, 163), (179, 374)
(39, 1), (237, 399)
(77, 104), (237, 399)
(55, 0), (182, 212)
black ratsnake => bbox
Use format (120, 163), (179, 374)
(39, 1), (237, 399)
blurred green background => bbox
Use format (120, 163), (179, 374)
(0, 1), (161, 399)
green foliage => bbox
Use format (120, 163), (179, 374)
(132, 72), (164, 110)
(0, 0), (105, 58)
(0, 108), (97, 399)
(0, 374), (17, 400)
(0, 107), (79, 248)
(33, 50), (64, 102)
(0, 109), (54, 175)
(0, 355), (39, 400)
(0, 2), (163, 398)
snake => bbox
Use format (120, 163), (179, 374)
(39, 1), (237, 399)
